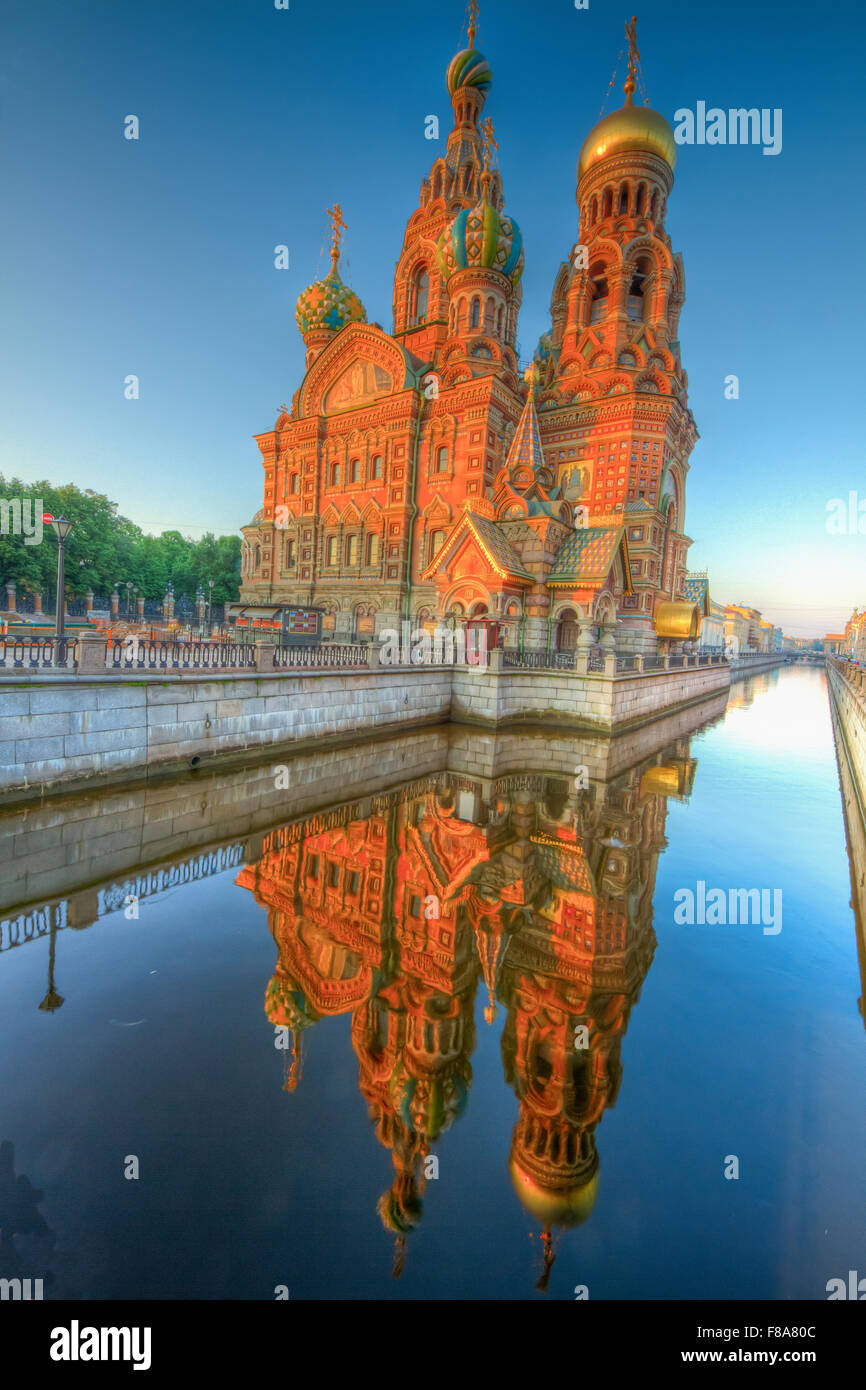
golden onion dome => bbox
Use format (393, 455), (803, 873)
(578, 97), (676, 182)
(509, 1154), (600, 1229)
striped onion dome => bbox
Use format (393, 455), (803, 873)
(446, 47), (492, 95)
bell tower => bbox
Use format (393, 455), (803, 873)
(538, 17), (698, 655)
(392, 0), (501, 365)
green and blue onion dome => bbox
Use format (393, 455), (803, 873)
(436, 194), (524, 286)
(295, 266), (366, 336)
(534, 331), (553, 364)
(447, 47), (492, 96)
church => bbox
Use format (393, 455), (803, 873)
(238, 6), (701, 656)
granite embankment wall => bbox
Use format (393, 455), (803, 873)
(0, 656), (737, 800)
(451, 660), (730, 730)
(828, 660), (866, 812)
(0, 668), (452, 799)
(730, 653), (788, 680)
(827, 659), (866, 994)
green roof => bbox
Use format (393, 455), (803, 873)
(547, 526), (625, 585)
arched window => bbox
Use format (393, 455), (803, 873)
(285, 538), (296, 567)
(433, 169), (442, 199)
(254, 544), (261, 570)
(289, 473), (299, 494)
(430, 529), (446, 558)
(435, 445), (448, 473)
(628, 256), (652, 321)
(484, 296), (495, 331)
(413, 267), (429, 323)
(589, 263), (609, 323)
(650, 189), (659, 221)
(602, 187), (613, 219)
(326, 537), (338, 567)
(346, 534), (359, 566)
(330, 463), (339, 487)
(371, 454), (383, 480)
(463, 165), (473, 194)
(636, 183), (647, 215)
(366, 533), (380, 566)
(497, 305), (504, 335)
(619, 183), (630, 214)
(590, 195), (598, 225)
(470, 297), (480, 329)
(349, 458), (360, 483)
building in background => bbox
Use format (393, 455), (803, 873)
(843, 609), (865, 660)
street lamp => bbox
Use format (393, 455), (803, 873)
(44, 515), (73, 639)
(208, 578), (214, 635)
(126, 580), (133, 618)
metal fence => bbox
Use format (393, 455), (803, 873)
(0, 637), (78, 670)
(108, 638), (256, 671)
(273, 643), (370, 670)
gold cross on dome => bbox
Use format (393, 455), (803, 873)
(327, 203), (348, 271)
(467, 0), (479, 47)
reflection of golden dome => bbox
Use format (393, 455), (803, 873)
(509, 1154), (600, 1229)
(578, 99), (676, 182)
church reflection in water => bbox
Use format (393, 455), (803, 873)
(237, 730), (699, 1283)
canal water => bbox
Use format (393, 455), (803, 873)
(1, 665), (864, 1300)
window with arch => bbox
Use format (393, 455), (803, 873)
(289, 473), (299, 494)
(434, 445), (448, 473)
(433, 169), (442, 199)
(254, 544), (261, 570)
(346, 534), (359, 566)
(619, 183), (630, 214)
(602, 188), (613, 219)
(326, 536), (338, 567)
(330, 463), (339, 487)
(650, 189), (659, 221)
(590, 195), (599, 225)
(284, 537), (297, 567)
(366, 532), (380, 566)
(430, 529), (446, 558)
(470, 297), (480, 329)
(412, 267), (429, 324)
(463, 165), (473, 194)
(484, 296), (495, 331)
(349, 458), (361, 484)
(371, 454), (383, 480)
(497, 305), (504, 335)
(628, 256), (652, 322)
(636, 183), (647, 215)
(589, 263), (609, 323)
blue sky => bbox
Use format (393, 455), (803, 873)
(1, 0), (863, 635)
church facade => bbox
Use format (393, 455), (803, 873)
(238, 8), (700, 655)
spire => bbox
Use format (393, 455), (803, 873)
(471, 908), (505, 1024)
(480, 115), (497, 200)
(504, 365), (545, 474)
